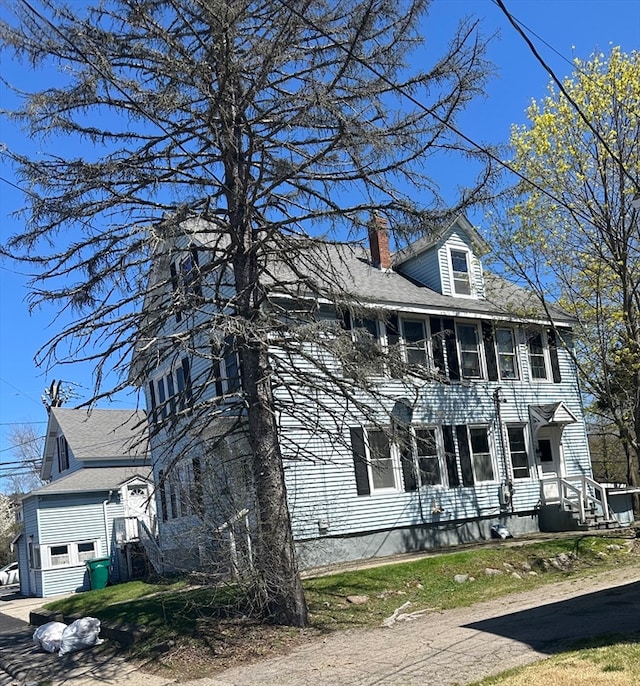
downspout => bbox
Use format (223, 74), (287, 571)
(493, 388), (513, 510)
(102, 491), (113, 559)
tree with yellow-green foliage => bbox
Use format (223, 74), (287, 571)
(493, 47), (640, 504)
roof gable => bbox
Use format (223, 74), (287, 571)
(41, 408), (149, 480)
(393, 215), (489, 268)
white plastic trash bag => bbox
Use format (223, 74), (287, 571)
(33, 621), (67, 653)
(58, 617), (103, 656)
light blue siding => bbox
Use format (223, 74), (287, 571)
(280, 341), (588, 543)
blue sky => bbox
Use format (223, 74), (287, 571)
(1, 0), (639, 489)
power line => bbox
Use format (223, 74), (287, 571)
(13, 0), (602, 229)
(0, 422), (47, 426)
(494, 0), (639, 190)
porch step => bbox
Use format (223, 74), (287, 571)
(562, 504), (618, 529)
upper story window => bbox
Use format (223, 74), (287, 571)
(526, 328), (562, 383)
(456, 322), (482, 379)
(149, 357), (193, 424)
(401, 318), (430, 367)
(495, 327), (519, 380)
(450, 248), (472, 296)
(214, 336), (242, 397)
(527, 330), (549, 380)
(57, 436), (69, 473)
(170, 248), (202, 323)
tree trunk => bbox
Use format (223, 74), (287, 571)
(243, 343), (308, 627)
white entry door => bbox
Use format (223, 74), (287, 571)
(538, 429), (563, 500)
(124, 483), (152, 534)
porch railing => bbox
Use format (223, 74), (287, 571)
(540, 475), (613, 525)
(137, 518), (165, 575)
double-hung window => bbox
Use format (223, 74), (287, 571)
(351, 426), (446, 495)
(469, 426), (495, 482)
(57, 436), (69, 472)
(170, 248), (202, 323)
(402, 318), (429, 367)
(415, 428), (441, 486)
(215, 336), (242, 396)
(456, 323), (483, 379)
(149, 357), (193, 423)
(507, 426), (530, 479)
(456, 425), (495, 486)
(495, 327), (519, 380)
(527, 330), (548, 380)
(450, 249), (472, 295)
(367, 429), (396, 490)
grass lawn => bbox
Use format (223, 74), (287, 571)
(43, 533), (639, 678)
(470, 633), (640, 685)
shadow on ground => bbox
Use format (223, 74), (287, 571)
(465, 579), (640, 653)
(0, 623), (128, 685)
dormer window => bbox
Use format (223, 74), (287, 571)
(450, 249), (472, 295)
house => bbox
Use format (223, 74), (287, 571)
(16, 408), (155, 597)
(132, 214), (622, 574)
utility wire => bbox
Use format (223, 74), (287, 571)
(494, 0), (639, 190)
(11, 0), (603, 229)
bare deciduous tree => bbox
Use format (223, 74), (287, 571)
(1, 0), (496, 625)
(3, 423), (44, 495)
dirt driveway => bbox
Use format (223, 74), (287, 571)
(1, 565), (639, 686)
(183, 565), (640, 686)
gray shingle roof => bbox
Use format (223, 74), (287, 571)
(51, 408), (149, 461)
(30, 466), (152, 495)
(268, 241), (573, 324)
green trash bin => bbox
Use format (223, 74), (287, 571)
(86, 557), (111, 590)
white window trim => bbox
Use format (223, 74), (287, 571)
(412, 425), (447, 489)
(455, 320), (485, 380)
(527, 329), (552, 382)
(364, 427), (403, 493)
(448, 247), (475, 298)
(39, 539), (102, 570)
(506, 424), (533, 480)
(148, 357), (192, 423)
(495, 326), (520, 381)
(362, 425), (448, 493)
(467, 424), (497, 484)
(399, 317), (433, 368)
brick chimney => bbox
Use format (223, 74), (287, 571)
(368, 213), (392, 270)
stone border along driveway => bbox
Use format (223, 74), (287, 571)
(2, 564), (638, 686)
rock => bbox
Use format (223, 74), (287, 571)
(346, 595), (369, 605)
(556, 553), (571, 566)
(519, 561), (532, 572)
(512, 572), (522, 580)
(502, 562), (515, 572)
(606, 544), (622, 551)
(454, 574), (469, 584)
(550, 558), (564, 570)
(485, 568), (503, 576)
(528, 571), (538, 576)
